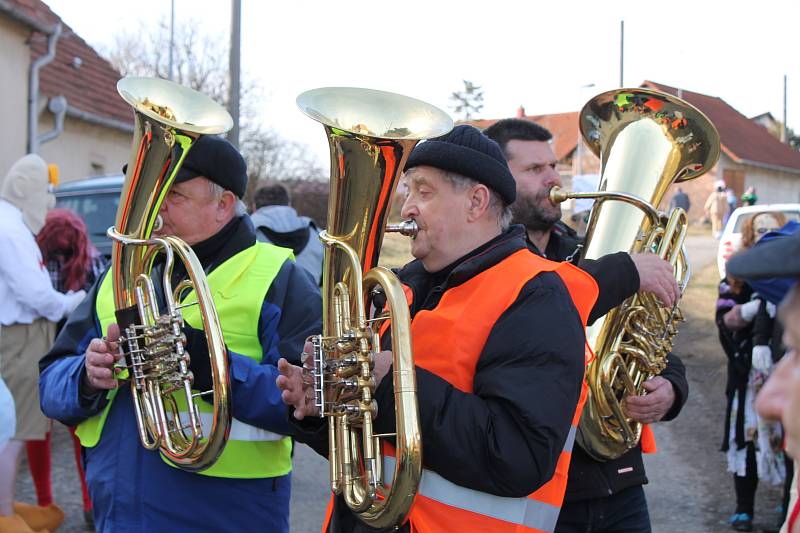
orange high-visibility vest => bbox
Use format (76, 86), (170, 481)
(324, 249), (598, 533)
(641, 425), (657, 453)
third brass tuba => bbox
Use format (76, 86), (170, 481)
(109, 77), (233, 471)
(297, 87), (453, 529)
(550, 88), (720, 460)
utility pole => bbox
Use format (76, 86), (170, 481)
(168, 0), (175, 81)
(784, 75), (788, 144)
(228, 0), (241, 148)
(619, 20), (624, 88)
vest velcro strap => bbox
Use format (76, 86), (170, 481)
(383, 455), (560, 532)
(179, 411), (285, 442)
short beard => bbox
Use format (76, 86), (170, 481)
(511, 191), (562, 232)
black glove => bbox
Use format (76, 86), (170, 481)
(182, 326), (227, 392)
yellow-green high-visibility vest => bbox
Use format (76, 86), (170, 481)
(75, 242), (295, 479)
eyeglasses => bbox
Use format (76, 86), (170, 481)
(756, 227), (779, 235)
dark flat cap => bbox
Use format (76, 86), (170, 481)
(405, 124), (516, 205)
(727, 224), (800, 279)
(175, 135), (248, 198)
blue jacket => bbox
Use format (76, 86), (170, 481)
(39, 217), (322, 532)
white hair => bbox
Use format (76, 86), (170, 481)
(440, 171), (513, 230)
(208, 180), (247, 217)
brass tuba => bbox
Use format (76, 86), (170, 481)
(108, 77), (233, 471)
(297, 87), (453, 528)
(550, 88), (720, 460)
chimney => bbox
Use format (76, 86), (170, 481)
(516, 105), (525, 118)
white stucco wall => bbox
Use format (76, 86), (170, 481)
(37, 114), (131, 181)
(744, 167), (800, 205)
(0, 16), (31, 176)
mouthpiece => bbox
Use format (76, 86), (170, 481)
(549, 186), (570, 204)
(153, 215), (164, 232)
(386, 220), (419, 238)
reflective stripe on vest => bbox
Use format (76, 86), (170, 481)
(382, 455), (562, 532)
(75, 242), (294, 479)
(177, 411), (284, 442)
(323, 249), (598, 533)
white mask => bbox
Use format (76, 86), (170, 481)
(1, 154), (54, 234)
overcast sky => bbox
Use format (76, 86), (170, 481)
(45, 0), (799, 166)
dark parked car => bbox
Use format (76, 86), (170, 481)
(54, 174), (124, 259)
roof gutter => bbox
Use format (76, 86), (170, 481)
(0, 0), (55, 35)
(65, 105), (134, 134)
(736, 158), (800, 176)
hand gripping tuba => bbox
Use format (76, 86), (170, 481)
(550, 88), (720, 460)
(108, 77), (233, 471)
(297, 87), (453, 529)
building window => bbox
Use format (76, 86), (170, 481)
(90, 162), (105, 176)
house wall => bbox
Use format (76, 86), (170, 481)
(744, 167), (800, 205)
(37, 114), (130, 181)
(0, 16), (31, 176)
(661, 159), (723, 223)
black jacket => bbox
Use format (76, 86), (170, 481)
(292, 226), (588, 532)
(530, 221), (689, 502)
(529, 222), (639, 325)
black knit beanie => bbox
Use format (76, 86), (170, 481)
(404, 124), (516, 205)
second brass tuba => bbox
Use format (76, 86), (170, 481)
(109, 77), (233, 471)
(550, 88), (720, 460)
(297, 87), (453, 529)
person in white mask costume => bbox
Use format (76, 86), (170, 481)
(0, 154), (85, 533)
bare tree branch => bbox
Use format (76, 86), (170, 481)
(103, 17), (326, 202)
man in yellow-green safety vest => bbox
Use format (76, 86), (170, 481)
(38, 136), (322, 533)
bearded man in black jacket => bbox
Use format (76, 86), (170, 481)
(484, 118), (690, 533)
(278, 125), (601, 533)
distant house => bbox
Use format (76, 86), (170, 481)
(472, 106), (582, 183)
(751, 111), (786, 142)
(0, 0), (132, 182)
(472, 81), (800, 222)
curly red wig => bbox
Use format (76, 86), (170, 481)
(36, 208), (92, 291)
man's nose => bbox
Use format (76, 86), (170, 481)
(544, 167), (562, 187)
(400, 197), (417, 220)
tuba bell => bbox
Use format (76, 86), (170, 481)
(550, 88), (720, 460)
(108, 76), (233, 471)
(297, 87), (453, 529)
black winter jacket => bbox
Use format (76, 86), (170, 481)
(529, 221), (689, 502)
(292, 226), (588, 532)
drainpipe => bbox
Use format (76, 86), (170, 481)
(28, 22), (63, 153)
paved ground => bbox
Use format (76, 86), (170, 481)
(16, 424), (331, 532)
(18, 232), (789, 532)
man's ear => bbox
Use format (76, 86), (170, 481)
(217, 190), (237, 220)
(466, 184), (491, 222)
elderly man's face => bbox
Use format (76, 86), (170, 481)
(155, 177), (232, 245)
(399, 166), (474, 272)
(504, 139), (562, 232)
(756, 286), (800, 458)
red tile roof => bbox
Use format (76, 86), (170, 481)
(642, 81), (800, 172)
(2, 0), (133, 127)
(471, 112), (580, 161)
